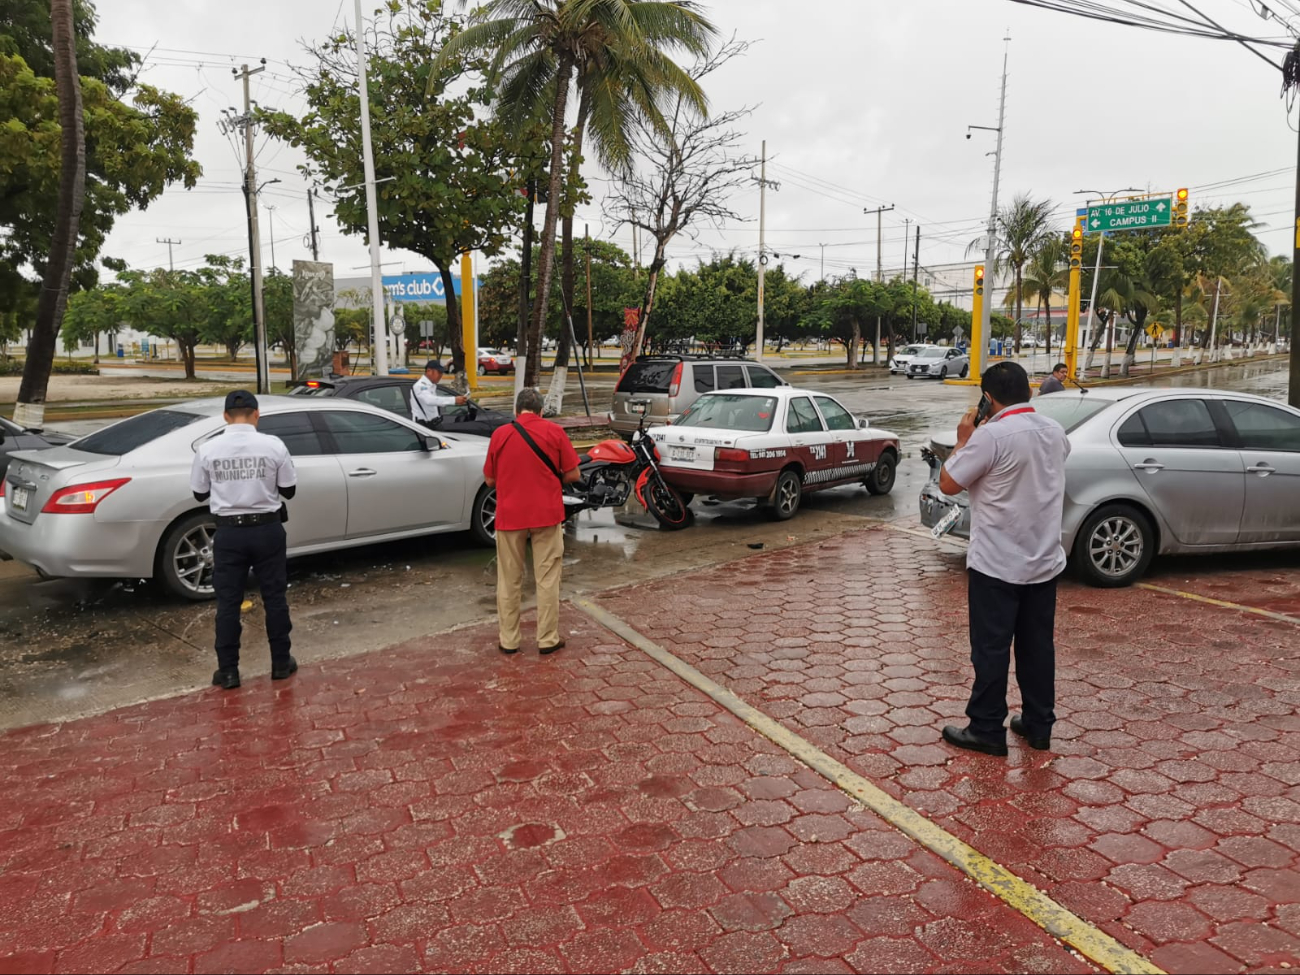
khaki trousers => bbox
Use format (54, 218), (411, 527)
(495, 523), (565, 650)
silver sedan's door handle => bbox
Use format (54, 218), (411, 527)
(348, 468), (377, 478)
(1133, 460), (1165, 472)
(1250, 462), (1277, 477)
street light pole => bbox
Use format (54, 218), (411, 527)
(967, 34), (1011, 382)
(863, 204), (894, 366)
(353, 0), (390, 377)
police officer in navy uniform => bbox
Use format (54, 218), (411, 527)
(190, 391), (298, 690)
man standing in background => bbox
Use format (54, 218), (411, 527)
(484, 388), (581, 655)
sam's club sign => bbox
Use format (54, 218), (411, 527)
(381, 272), (481, 303)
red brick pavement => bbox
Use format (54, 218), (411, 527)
(598, 526), (1300, 974)
(0, 605), (1091, 974)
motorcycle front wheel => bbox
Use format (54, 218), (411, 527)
(644, 472), (693, 530)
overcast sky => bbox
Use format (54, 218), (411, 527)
(94, 0), (1300, 291)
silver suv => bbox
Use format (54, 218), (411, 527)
(608, 355), (786, 437)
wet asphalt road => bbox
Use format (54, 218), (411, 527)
(0, 358), (1290, 730)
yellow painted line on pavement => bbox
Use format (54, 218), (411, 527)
(574, 597), (1164, 975)
(1137, 583), (1300, 626)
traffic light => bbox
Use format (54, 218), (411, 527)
(1174, 188), (1189, 228)
(1070, 225), (1083, 268)
(974, 265), (985, 296)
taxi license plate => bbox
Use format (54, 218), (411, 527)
(11, 487), (30, 512)
(669, 445), (694, 462)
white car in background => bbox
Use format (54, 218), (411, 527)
(889, 344), (936, 374)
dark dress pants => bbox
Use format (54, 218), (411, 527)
(965, 568), (1058, 743)
(213, 522), (292, 670)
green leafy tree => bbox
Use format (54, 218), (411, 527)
(437, 0), (716, 385)
(1017, 236), (1068, 358)
(262, 1), (545, 380)
(2, 0), (201, 418)
(60, 282), (122, 358)
(973, 193), (1054, 354)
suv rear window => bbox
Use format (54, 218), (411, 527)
(617, 361), (677, 393)
(74, 410), (204, 456)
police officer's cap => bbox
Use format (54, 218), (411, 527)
(424, 360), (446, 374)
(225, 390), (259, 411)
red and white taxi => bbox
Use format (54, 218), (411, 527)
(476, 348), (515, 375)
(650, 387), (901, 520)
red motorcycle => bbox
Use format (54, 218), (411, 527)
(564, 410), (692, 530)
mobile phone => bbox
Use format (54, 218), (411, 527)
(973, 393), (993, 427)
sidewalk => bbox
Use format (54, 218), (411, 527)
(1, 526), (1297, 973)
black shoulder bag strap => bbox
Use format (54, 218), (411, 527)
(511, 421), (564, 483)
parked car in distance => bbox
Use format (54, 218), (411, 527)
(0, 416), (72, 481)
(476, 348), (514, 375)
(651, 387), (900, 521)
(0, 397), (497, 600)
(889, 344), (934, 375)
(609, 354), (787, 439)
(920, 388), (1300, 586)
(907, 346), (969, 380)
(289, 375), (510, 438)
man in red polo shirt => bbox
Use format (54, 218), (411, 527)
(484, 388), (582, 655)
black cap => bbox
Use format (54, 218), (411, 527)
(225, 390), (259, 411)
(424, 360), (445, 373)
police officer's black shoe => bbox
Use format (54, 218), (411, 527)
(941, 724), (1008, 757)
(1010, 715), (1051, 751)
(271, 656), (298, 680)
(212, 667), (241, 690)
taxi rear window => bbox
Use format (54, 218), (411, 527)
(676, 394), (776, 432)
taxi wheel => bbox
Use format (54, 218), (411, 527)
(770, 469), (802, 521)
(865, 452), (897, 496)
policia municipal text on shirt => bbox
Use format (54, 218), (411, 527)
(190, 391), (299, 690)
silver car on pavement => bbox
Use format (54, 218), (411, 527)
(920, 388), (1300, 586)
(907, 346), (970, 380)
(0, 397), (497, 600)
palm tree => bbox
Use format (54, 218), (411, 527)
(1019, 236), (1067, 360)
(15, 0), (86, 429)
(972, 194), (1055, 355)
(436, 0), (716, 388)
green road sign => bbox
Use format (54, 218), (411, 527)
(1087, 197), (1172, 232)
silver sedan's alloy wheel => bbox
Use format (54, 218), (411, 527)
(173, 522), (216, 596)
(1088, 515), (1144, 578)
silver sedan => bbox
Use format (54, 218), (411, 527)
(0, 397), (496, 600)
(920, 388), (1300, 586)
(907, 347), (970, 380)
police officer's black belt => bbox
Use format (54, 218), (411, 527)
(214, 511), (281, 528)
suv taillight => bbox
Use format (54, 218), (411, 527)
(41, 478), (131, 514)
(668, 362), (683, 397)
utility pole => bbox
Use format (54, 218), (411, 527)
(306, 188), (320, 261)
(156, 238), (181, 272)
(863, 204), (894, 366)
(234, 61), (270, 394)
(353, 0), (390, 378)
(265, 205), (277, 273)
(911, 225), (921, 341)
(585, 224), (593, 366)
(819, 243), (826, 283)
(753, 140), (779, 361)
(967, 34), (1010, 382)
(1292, 99), (1300, 405)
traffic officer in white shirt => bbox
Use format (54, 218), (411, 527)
(190, 391), (299, 690)
(938, 361), (1071, 757)
(410, 360), (466, 429)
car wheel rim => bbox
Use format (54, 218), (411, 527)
(480, 490), (497, 536)
(1088, 516), (1143, 577)
(174, 523), (216, 595)
(778, 478), (799, 512)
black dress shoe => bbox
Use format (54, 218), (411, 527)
(499, 644), (519, 655)
(1010, 715), (1051, 751)
(539, 639), (566, 656)
(271, 656), (298, 680)
(212, 667), (241, 690)
(941, 725), (1008, 757)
